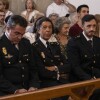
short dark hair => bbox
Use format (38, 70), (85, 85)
(7, 15), (28, 28)
(77, 4), (89, 13)
(82, 14), (96, 25)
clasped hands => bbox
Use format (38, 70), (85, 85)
(45, 66), (57, 71)
(15, 87), (37, 94)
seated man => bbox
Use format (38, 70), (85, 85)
(0, 15), (39, 96)
(67, 14), (100, 82)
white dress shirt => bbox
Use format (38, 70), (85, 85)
(46, 2), (69, 17)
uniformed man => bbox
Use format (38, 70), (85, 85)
(67, 14), (100, 82)
(32, 17), (70, 100)
(0, 15), (39, 96)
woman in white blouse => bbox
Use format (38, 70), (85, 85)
(21, 0), (40, 23)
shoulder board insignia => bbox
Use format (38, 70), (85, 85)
(75, 35), (80, 38)
(33, 42), (38, 46)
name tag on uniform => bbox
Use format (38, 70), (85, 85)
(23, 54), (28, 57)
(54, 55), (60, 57)
(5, 54), (13, 59)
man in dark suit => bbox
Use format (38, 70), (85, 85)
(67, 14), (100, 82)
(32, 17), (70, 100)
(67, 14), (100, 99)
(0, 15), (39, 96)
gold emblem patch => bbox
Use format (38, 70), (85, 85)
(2, 47), (7, 55)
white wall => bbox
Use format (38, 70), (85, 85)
(69, 0), (100, 14)
(8, 0), (100, 15)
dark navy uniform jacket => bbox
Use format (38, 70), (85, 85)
(32, 39), (71, 88)
(0, 34), (39, 96)
(67, 33), (100, 82)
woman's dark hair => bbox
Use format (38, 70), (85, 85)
(33, 17), (54, 40)
(33, 16), (54, 33)
(33, 16), (44, 33)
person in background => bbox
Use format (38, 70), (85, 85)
(25, 12), (44, 33)
(0, 0), (5, 11)
(0, 15), (39, 96)
(95, 14), (100, 37)
(0, 10), (5, 37)
(54, 17), (71, 59)
(69, 4), (89, 37)
(46, 0), (76, 17)
(68, 12), (78, 26)
(3, 0), (13, 19)
(48, 13), (59, 25)
(21, 0), (43, 24)
(21, 0), (44, 33)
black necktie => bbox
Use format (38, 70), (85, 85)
(46, 41), (50, 50)
(12, 43), (19, 50)
(88, 40), (93, 47)
(46, 41), (52, 54)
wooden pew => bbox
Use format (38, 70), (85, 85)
(0, 78), (100, 100)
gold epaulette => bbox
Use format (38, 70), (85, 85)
(33, 42), (38, 46)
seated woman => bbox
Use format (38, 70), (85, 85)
(54, 17), (71, 59)
(21, 0), (44, 33)
(4, 0), (13, 18)
(21, 0), (44, 24)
